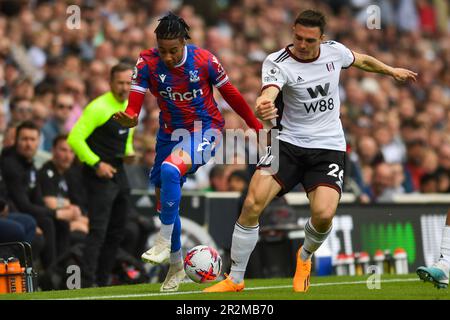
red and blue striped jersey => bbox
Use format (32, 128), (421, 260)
(130, 45), (228, 139)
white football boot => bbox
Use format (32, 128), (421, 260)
(160, 262), (186, 292)
(141, 234), (171, 265)
(417, 259), (449, 289)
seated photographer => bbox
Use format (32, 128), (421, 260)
(38, 135), (89, 246)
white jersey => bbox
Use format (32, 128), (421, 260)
(262, 41), (355, 152)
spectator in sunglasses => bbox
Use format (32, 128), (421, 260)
(8, 97), (33, 126)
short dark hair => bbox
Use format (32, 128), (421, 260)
(209, 165), (226, 180)
(401, 119), (420, 130)
(15, 120), (39, 140)
(228, 170), (250, 184)
(407, 139), (426, 148)
(110, 62), (133, 81)
(52, 134), (68, 148)
(420, 173), (437, 186)
(154, 12), (191, 40)
(295, 10), (326, 35)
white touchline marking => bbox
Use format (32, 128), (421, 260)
(47, 278), (419, 300)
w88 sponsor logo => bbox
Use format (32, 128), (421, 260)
(304, 98), (335, 113)
(304, 82), (334, 113)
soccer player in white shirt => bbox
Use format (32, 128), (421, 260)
(205, 9), (417, 293)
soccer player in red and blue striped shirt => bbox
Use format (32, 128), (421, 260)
(114, 12), (262, 292)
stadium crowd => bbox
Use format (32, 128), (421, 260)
(0, 0), (448, 287)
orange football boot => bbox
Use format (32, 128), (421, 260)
(293, 246), (312, 292)
(203, 274), (244, 293)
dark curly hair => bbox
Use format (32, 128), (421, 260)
(154, 12), (191, 40)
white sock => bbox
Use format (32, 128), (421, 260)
(170, 250), (183, 265)
(229, 222), (259, 284)
(300, 218), (332, 261)
(160, 223), (174, 242)
(438, 226), (450, 266)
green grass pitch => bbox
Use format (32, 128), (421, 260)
(0, 274), (448, 300)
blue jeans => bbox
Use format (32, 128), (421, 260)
(0, 212), (36, 244)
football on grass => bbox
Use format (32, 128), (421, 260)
(184, 245), (222, 283)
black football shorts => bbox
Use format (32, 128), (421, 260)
(257, 139), (346, 197)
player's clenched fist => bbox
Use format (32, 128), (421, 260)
(255, 100), (278, 121)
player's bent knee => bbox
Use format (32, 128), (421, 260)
(312, 199), (337, 218)
(161, 162), (181, 183)
(312, 209), (335, 230)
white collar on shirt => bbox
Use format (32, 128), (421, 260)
(174, 45), (188, 68)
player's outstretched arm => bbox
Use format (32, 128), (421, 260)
(352, 51), (418, 82)
(217, 82), (263, 131)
